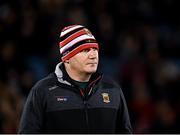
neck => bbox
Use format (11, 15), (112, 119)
(64, 64), (91, 82)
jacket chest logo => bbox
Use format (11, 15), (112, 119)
(101, 93), (110, 103)
(55, 96), (68, 102)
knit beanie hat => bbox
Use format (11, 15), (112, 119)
(59, 25), (99, 62)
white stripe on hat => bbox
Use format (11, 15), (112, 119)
(60, 25), (84, 37)
(60, 34), (96, 53)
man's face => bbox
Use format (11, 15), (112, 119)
(67, 48), (99, 74)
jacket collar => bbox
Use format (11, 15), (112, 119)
(55, 62), (71, 86)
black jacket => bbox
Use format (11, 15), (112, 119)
(18, 63), (132, 134)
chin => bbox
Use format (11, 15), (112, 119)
(86, 68), (97, 74)
(85, 65), (98, 73)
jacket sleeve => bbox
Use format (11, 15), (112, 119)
(116, 88), (133, 134)
(18, 85), (45, 134)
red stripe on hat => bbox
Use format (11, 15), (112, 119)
(62, 43), (99, 61)
(60, 29), (88, 48)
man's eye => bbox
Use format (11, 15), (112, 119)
(82, 49), (90, 52)
(92, 48), (98, 51)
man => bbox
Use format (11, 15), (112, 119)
(18, 25), (132, 134)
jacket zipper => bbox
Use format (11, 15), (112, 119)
(83, 100), (90, 133)
(80, 89), (90, 133)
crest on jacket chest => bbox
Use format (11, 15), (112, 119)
(101, 93), (110, 103)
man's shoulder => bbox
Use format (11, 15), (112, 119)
(100, 75), (125, 96)
(32, 73), (57, 90)
(100, 75), (121, 89)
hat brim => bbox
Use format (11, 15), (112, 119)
(62, 43), (99, 61)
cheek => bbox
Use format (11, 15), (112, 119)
(72, 58), (84, 68)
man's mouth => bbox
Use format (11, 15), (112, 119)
(87, 62), (97, 65)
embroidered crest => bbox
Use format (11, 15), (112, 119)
(101, 93), (110, 103)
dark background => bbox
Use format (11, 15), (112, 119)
(0, 0), (180, 133)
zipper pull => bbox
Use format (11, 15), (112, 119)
(88, 87), (93, 96)
(80, 89), (85, 98)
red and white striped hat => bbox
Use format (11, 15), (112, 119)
(59, 25), (99, 62)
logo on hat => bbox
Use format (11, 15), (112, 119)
(101, 93), (110, 103)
